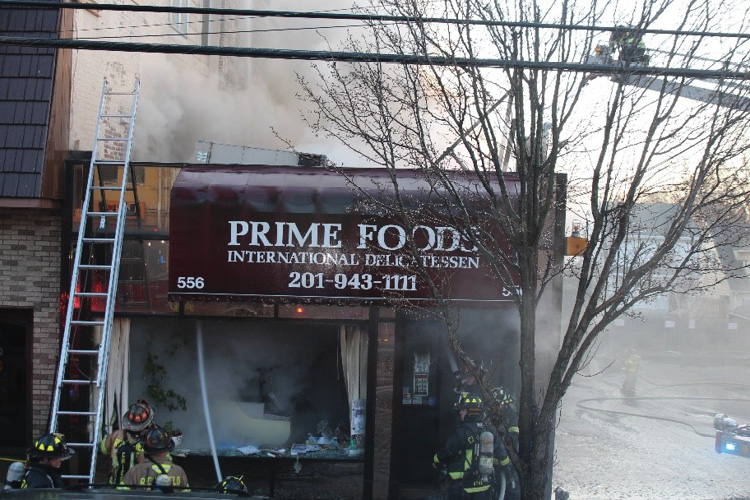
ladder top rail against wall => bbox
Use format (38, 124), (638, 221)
(52, 79), (141, 484)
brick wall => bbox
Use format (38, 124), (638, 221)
(0, 208), (61, 438)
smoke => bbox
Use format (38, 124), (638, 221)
(132, 55), (312, 163)
(128, 317), (349, 450)
(131, 0), (364, 164)
(455, 309), (521, 393)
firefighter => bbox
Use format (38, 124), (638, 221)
(20, 433), (75, 489)
(491, 386), (519, 452)
(455, 369), (482, 400)
(433, 394), (512, 500)
(121, 425), (189, 490)
(616, 30), (647, 63)
(100, 399), (155, 484)
(455, 373), (522, 499)
(491, 386), (521, 500)
(459, 374), (520, 450)
(622, 350), (641, 397)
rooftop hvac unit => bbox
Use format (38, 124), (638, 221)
(194, 140), (327, 167)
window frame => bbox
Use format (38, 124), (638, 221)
(169, 0), (189, 36)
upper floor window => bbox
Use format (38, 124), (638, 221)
(98, 165), (145, 185)
(170, 0), (189, 36)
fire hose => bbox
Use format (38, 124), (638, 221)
(577, 373), (750, 438)
(575, 396), (750, 437)
(197, 321), (223, 483)
(436, 466), (507, 500)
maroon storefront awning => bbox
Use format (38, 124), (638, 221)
(169, 165), (519, 304)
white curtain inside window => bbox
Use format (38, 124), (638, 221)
(339, 325), (368, 420)
(95, 318), (131, 435)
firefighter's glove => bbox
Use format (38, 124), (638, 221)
(452, 371), (465, 391)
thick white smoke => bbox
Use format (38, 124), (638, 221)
(131, 0), (365, 164)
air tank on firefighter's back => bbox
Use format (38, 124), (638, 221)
(478, 431), (494, 478)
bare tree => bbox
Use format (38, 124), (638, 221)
(298, 0), (750, 498)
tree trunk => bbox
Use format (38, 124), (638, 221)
(518, 248), (546, 500)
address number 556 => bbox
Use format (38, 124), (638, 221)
(176, 276), (205, 289)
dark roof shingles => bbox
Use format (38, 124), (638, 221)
(1, 172), (18, 196)
(6, 125), (23, 149)
(0, 3), (59, 197)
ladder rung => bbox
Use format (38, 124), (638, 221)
(78, 265), (112, 270)
(94, 160), (126, 165)
(100, 114), (132, 118)
(91, 186), (122, 191)
(67, 443), (96, 448)
(57, 410), (97, 416)
(106, 91), (136, 96)
(71, 319), (106, 324)
(81, 239), (116, 245)
(97, 137), (129, 141)
(86, 212), (118, 217)
(69, 349), (100, 355)
(61, 380), (96, 386)
(61, 475), (91, 480)
(76, 292), (108, 297)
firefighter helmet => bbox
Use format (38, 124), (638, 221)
(122, 400), (154, 432)
(142, 426), (175, 453)
(217, 475), (248, 494)
(457, 394), (483, 413)
(492, 386), (515, 406)
(28, 433), (75, 460)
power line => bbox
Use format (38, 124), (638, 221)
(1, 35), (748, 79)
(2, 0), (750, 39)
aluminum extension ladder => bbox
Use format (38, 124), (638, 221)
(50, 79), (140, 484)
